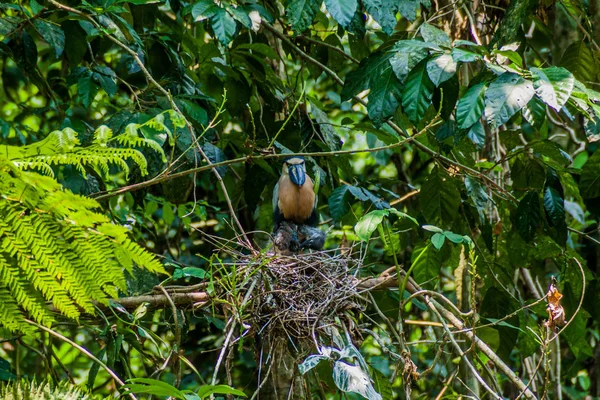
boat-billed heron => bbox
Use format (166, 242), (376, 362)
(273, 156), (325, 251)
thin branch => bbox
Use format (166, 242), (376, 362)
(25, 319), (136, 400)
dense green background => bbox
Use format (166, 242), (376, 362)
(2, 0), (600, 398)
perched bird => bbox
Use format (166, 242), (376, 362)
(273, 156), (325, 251)
(273, 156), (318, 227)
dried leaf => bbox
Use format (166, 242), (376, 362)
(544, 281), (565, 330)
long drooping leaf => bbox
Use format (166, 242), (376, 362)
(368, 65), (403, 125)
(456, 82), (486, 129)
(560, 41), (598, 83)
(580, 150), (600, 199)
(515, 190), (542, 241)
(411, 243), (441, 284)
(420, 166), (460, 227)
(402, 58), (435, 122)
(484, 72), (535, 127)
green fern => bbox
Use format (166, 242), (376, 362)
(0, 119), (168, 333)
(1, 118), (168, 179)
(0, 379), (91, 400)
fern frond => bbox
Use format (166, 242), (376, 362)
(0, 157), (166, 333)
(116, 123), (167, 162)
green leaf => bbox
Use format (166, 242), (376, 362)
(411, 243), (441, 284)
(465, 175), (489, 223)
(341, 52), (393, 101)
(389, 43), (429, 80)
(33, 20), (65, 58)
(560, 41), (598, 84)
(363, 0), (397, 35)
(367, 65), (403, 125)
(191, 0), (218, 20)
(78, 75), (100, 108)
(420, 166), (461, 227)
(456, 82), (486, 129)
(287, 0), (321, 32)
(420, 23), (451, 47)
(210, 8), (238, 45)
(355, 209), (389, 241)
(522, 96), (546, 129)
(451, 47), (482, 63)
(329, 185), (351, 221)
(431, 232), (445, 249)
(426, 54), (457, 86)
(484, 72), (535, 127)
(580, 150), (600, 199)
(530, 66), (574, 111)
(402, 59), (435, 122)
(324, 0), (358, 27)
(515, 191), (541, 242)
(466, 121), (485, 149)
(544, 186), (566, 242)
(196, 384), (247, 398)
(182, 100), (209, 126)
(422, 225), (443, 233)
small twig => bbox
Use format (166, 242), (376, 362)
(25, 319), (136, 400)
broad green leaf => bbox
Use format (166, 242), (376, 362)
(288, 0), (321, 32)
(368, 66), (403, 125)
(451, 47), (482, 63)
(431, 232), (445, 249)
(515, 191), (541, 242)
(191, 0), (218, 20)
(210, 8), (238, 45)
(465, 175), (489, 223)
(397, 0), (429, 21)
(411, 243), (441, 284)
(456, 82), (486, 129)
(33, 19), (65, 58)
(522, 96), (546, 129)
(363, 0), (397, 35)
(420, 166), (460, 227)
(355, 209), (388, 241)
(389, 43), (429, 80)
(467, 121), (485, 149)
(544, 186), (566, 242)
(426, 53), (457, 86)
(530, 66), (574, 111)
(78, 75), (100, 108)
(580, 150), (600, 199)
(226, 6), (252, 28)
(560, 41), (598, 83)
(420, 23), (451, 47)
(93, 66), (117, 97)
(324, 0), (358, 27)
(341, 52), (393, 101)
(484, 72), (535, 127)
(401, 59), (435, 122)
(329, 185), (351, 221)
(182, 100), (209, 126)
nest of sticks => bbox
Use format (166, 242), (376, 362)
(244, 249), (365, 343)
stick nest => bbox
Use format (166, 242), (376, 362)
(247, 251), (364, 342)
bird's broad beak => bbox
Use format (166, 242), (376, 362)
(288, 164), (306, 186)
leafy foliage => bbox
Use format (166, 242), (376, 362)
(2, 0), (600, 398)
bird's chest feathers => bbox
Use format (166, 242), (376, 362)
(278, 175), (315, 223)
